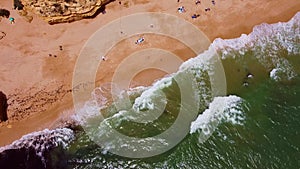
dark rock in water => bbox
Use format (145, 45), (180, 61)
(0, 146), (70, 169)
(0, 147), (47, 169)
(13, 0), (24, 10)
(0, 128), (74, 169)
(0, 91), (8, 122)
(0, 9), (10, 18)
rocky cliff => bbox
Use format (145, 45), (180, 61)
(21, 0), (111, 24)
(0, 91), (8, 122)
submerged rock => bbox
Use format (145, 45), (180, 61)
(21, 0), (111, 24)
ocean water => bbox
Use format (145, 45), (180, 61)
(1, 12), (299, 169)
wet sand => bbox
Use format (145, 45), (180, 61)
(0, 0), (299, 146)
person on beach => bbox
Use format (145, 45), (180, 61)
(101, 56), (106, 61)
(0, 31), (6, 40)
(135, 37), (145, 44)
(9, 17), (15, 24)
(192, 14), (200, 19)
(212, 0), (215, 5)
(205, 8), (211, 12)
(178, 6), (186, 13)
(195, 0), (201, 5)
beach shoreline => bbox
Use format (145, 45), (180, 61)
(0, 0), (299, 147)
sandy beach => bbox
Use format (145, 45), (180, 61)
(0, 0), (299, 147)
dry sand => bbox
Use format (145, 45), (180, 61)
(0, 0), (299, 146)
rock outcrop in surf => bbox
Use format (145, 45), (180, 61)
(0, 128), (74, 169)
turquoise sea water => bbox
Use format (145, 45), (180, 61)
(1, 12), (299, 169)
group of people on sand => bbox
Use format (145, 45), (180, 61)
(177, 0), (216, 19)
(194, 0), (216, 6)
(133, 0), (217, 45)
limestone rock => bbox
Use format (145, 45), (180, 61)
(18, 10), (34, 23)
(21, 0), (111, 24)
(13, 0), (25, 10)
(0, 9), (10, 18)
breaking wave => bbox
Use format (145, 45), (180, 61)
(213, 12), (300, 82)
(190, 95), (248, 143)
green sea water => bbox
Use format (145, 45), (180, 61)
(64, 77), (300, 169)
(49, 13), (300, 169)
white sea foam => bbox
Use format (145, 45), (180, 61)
(129, 45), (219, 115)
(213, 12), (300, 81)
(95, 117), (170, 156)
(179, 46), (214, 71)
(269, 58), (298, 82)
(213, 12), (299, 57)
(133, 76), (171, 112)
(0, 128), (74, 156)
(74, 85), (149, 125)
(127, 86), (148, 96)
(190, 96), (246, 143)
(270, 68), (279, 81)
(73, 99), (102, 125)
